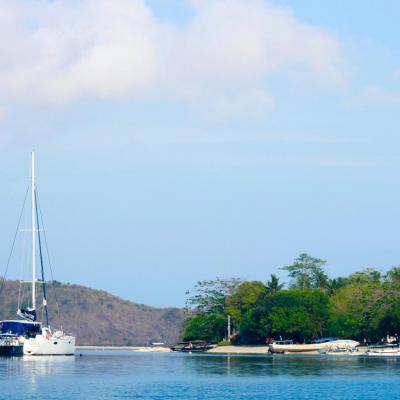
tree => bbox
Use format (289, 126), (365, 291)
(282, 253), (328, 290)
(385, 267), (400, 283)
(266, 274), (284, 294)
(226, 281), (266, 323)
(237, 308), (265, 344)
(313, 269), (329, 290)
(328, 279), (392, 341)
(185, 278), (241, 314)
(347, 268), (382, 285)
(281, 253), (329, 290)
(377, 301), (400, 338)
(260, 289), (330, 342)
(181, 263), (400, 345)
(328, 277), (348, 293)
(182, 313), (227, 343)
(183, 278), (241, 344)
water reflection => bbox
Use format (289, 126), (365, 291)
(0, 356), (74, 381)
(181, 353), (400, 378)
(3, 352), (400, 382)
(2, 352), (400, 400)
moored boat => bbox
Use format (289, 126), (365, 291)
(318, 346), (360, 356)
(269, 338), (359, 354)
(171, 341), (216, 352)
(0, 333), (24, 357)
(0, 153), (75, 356)
(366, 343), (400, 357)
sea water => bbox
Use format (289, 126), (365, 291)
(1, 351), (400, 399)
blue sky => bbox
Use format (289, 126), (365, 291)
(1, 0), (400, 307)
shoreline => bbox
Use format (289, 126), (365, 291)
(77, 345), (370, 355)
(209, 345), (369, 355)
(77, 346), (171, 352)
(77, 345), (269, 354)
(76, 345), (269, 354)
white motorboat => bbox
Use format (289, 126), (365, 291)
(270, 338), (359, 354)
(1, 152), (75, 355)
(367, 345), (400, 357)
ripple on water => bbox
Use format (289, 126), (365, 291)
(1, 352), (400, 399)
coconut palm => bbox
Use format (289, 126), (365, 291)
(266, 274), (284, 294)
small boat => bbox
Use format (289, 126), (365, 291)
(0, 333), (24, 357)
(367, 344), (400, 357)
(0, 153), (75, 356)
(170, 341), (216, 352)
(269, 338), (359, 354)
(318, 346), (360, 356)
(367, 349), (400, 357)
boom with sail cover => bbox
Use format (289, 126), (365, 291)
(16, 308), (37, 321)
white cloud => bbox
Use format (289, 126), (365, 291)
(0, 0), (347, 114)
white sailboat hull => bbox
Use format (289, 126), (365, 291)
(24, 334), (75, 355)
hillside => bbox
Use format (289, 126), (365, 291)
(0, 280), (186, 346)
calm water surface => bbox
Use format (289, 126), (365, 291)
(1, 351), (400, 399)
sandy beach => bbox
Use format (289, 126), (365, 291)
(76, 345), (268, 354)
(77, 345), (370, 355)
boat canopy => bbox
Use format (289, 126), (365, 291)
(0, 321), (41, 337)
(273, 340), (294, 345)
(311, 337), (337, 344)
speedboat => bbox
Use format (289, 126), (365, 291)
(269, 338), (359, 354)
(367, 344), (400, 357)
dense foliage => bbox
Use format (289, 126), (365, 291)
(182, 254), (400, 344)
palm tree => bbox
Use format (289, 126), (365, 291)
(386, 266), (400, 282)
(266, 274), (284, 294)
(314, 269), (329, 291)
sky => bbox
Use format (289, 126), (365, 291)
(1, 0), (400, 307)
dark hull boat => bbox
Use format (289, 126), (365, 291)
(170, 341), (216, 352)
(0, 336), (23, 357)
(0, 345), (24, 357)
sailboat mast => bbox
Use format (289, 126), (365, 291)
(31, 151), (36, 310)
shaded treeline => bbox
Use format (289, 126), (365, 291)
(182, 254), (400, 344)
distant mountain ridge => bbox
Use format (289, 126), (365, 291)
(0, 280), (186, 346)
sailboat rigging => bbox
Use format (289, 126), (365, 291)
(0, 152), (75, 355)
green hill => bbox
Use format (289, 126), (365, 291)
(0, 280), (186, 346)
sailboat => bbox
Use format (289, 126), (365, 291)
(0, 152), (75, 355)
